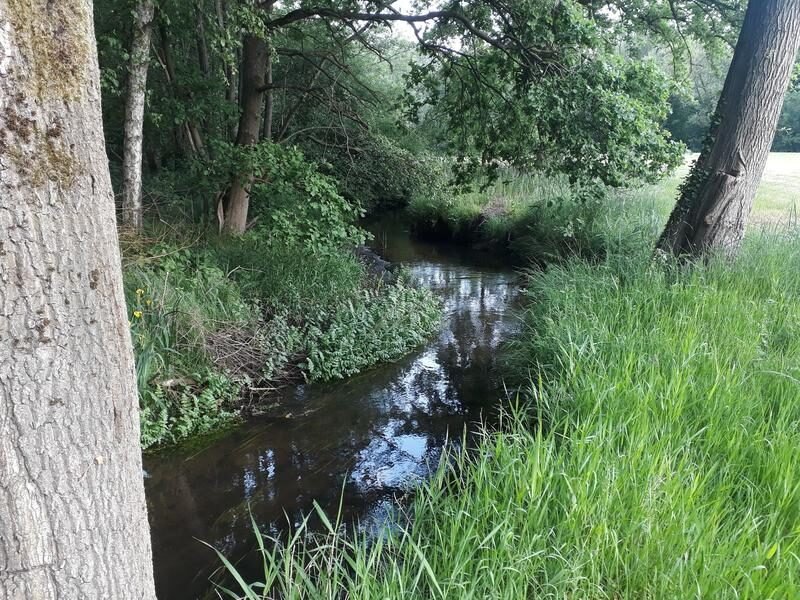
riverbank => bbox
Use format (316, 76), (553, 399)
(215, 223), (800, 599)
(143, 221), (520, 599)
(122, 226), (441, 449)
(406, 153), (800, 264)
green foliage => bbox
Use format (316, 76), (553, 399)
(203, 141), (367, 252)
(212, 236), (442, 382)
(308, 132), (442, 212)
(775, 89), (800, 152)
(216, 229), (800, 599)
(211, 234), (366, 317)
(663, 51), (800, 153)
(139, 370), (239, 450)
(123, 241), (255, 448)
(124, 229), (442, 447)
(406, 0), (684, 186)
(302, 274), (442, 381)
(407, 171), (654, 264)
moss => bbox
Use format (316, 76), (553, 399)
(0, 1), (88, 188)
(5, 0), (91, 101)
(5, 122), (79, 189)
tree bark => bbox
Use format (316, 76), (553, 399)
(121, 0), (156, 231)
(263, 47), (274, 142)
(0, 1), (156, 598)
(222, 34), (268, 234)
(657, 0), (800, 258)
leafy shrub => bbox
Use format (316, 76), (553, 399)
(123, 242), (255, 448)
(211, 234), (366, 317)
(139, 370), (239, 449)
(302, 274), (442, 381)
(204, 140), (366, 252)
(308, 131), (447, 212)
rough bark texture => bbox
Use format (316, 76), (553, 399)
(121, 0), (156, 231)
(0, 1), (157, 598)
(222, 35), (267, 234)
(657, 0), (800, 257)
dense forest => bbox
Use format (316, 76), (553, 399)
(2, 0), (800, 598)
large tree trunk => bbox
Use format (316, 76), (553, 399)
(222, 34), (267, 234)
(0, 1), (156, 598)
(657, 0), (800, 258)
(121, 0), (156, 231)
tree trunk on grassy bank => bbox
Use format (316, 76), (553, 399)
(222, 34), (267, 234)
(121, 0), (156, 231)
(657, 0), (800, 258)
(0, 1), (156, 597)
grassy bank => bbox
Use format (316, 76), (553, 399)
(123, 229), (441, 449)
(407, 153), (800, 264)
(217, 230), (800, 596)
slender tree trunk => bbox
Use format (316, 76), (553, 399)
(215, 0), (239, 140)
(222, 34), (267, 234)
(0, 1), (156, 598)
(121, 0), (156, 231)
(657, 0), (800, 257)
(157, 20), (208, 160)
(195, 0), (211, 78)
(263, 47), (274, 142)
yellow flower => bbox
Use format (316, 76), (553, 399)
(133, 310), (143, 319)
(135, 288), (145, 296)
(145, 298), (153, 306)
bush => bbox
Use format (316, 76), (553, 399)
(306, 131), (446, 213)
(407, 171), (647, 264)
(302, 274), (442, 381)
(123, 240), (255, 448)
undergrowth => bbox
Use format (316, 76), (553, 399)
(123, 229), (441, 449)
(215, 227), (800, 598)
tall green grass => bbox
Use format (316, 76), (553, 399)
(407, 171), (663, 263)
(216, 229), (800, 598)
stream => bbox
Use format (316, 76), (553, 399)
(143, 217), (521, 599)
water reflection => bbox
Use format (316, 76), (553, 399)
(144, 219), (520, 599)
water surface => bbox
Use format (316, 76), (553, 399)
(144, 218), (520, 598)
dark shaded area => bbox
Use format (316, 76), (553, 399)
(143, 217), (520, 599)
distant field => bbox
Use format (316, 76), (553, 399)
(650, 152), (800, 225)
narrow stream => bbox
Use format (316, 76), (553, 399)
(143, 217), (521, 599)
